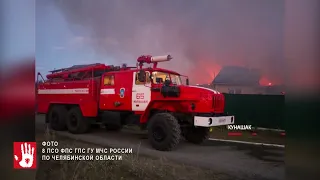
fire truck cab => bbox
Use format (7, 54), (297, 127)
(37, 55), (235, 151)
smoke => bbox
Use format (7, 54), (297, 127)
(49, 0), (285, 84)
(283, 0), (320, 90)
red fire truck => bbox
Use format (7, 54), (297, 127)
(36, 55), (234, 151)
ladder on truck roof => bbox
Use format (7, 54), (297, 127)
(49, 63), (106, 74)
(46, 63), (131, 81)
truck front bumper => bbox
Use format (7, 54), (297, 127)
(194, 115), (235, 127)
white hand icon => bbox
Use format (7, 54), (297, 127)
(14, 143), (35, 168)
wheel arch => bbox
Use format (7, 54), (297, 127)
(140, 100), (189, 124)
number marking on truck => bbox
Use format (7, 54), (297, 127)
(136, 93), (144, 99)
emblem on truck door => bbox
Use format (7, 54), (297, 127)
(120, 88), (125, 98)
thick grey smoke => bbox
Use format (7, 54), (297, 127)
(50, 0), (285, 84)
(283, 0), (320, 90)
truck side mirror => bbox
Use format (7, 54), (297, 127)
(138, 70), (146, 82)
(186, 78), (189, 85)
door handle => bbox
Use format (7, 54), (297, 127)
(132, 90), (137, 92)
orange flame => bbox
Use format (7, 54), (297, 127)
(259, 76), (273, 86)
(203, 62), (222, 84)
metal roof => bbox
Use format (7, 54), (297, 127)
(212, 66), (261, 86)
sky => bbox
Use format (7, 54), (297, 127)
(34, 0), (285, 84)
(2, 0), (35, 63)
(35, 0), (116, 77)
(3, 0), (318, 86)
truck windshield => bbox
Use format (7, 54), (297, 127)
(170, 74), (182, 85)
(152, 71), (182, 85)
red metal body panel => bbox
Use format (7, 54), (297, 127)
(37, 79), (98, 117)
(99, 71), (134, 111)
(146, 73), (224, 110)
(138, 85), (225, 123)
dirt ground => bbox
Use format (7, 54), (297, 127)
(35, 116), (285, 180)
(35, 129), (242, 180)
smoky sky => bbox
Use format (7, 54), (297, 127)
(50, 0), (285, 84)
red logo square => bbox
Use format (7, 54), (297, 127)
(13, 142), (37, 169)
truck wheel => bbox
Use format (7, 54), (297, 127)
(147, 113), (181, 151)
(183, 126), (209, 144)
(47, 105), (67, 131)
(105, 124), (122, 131)
(66, 107), (90, 134)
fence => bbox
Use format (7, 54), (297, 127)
(223, 94), (285, 130)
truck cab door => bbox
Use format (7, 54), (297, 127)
(132, 71), (151, 111)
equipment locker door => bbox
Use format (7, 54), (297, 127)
(100, 73), (117, 110)
(132, 71), (151, 111)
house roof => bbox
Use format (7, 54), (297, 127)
(212, 66), (261, 86)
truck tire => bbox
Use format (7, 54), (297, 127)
(66, 107), (90, 134)
(47, 105), (67, 131)
(182, 126), (209, 144)
(147, 113), (181, 151)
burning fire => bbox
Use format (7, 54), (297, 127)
(259, 76), (273, 86)
(193, 59), (282, 87)
(203, 62), (222, 83)
(189, 60), (222, 84)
